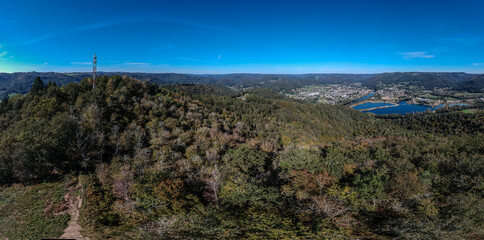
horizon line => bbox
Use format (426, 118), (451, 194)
(0, 71), (482, 75)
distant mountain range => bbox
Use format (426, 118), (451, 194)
(361, 72), (478, 90)
(0, 72), (482, 98)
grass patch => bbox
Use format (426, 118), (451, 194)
(462, 109), (478, 114)
(0, 181), (70, 240)
(422, 94), (440, 99)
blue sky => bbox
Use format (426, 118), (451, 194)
(0, 0), (483, 73)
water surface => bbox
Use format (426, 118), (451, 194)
(363, 101), (443, 115)
(352, 102), (394, 110)
(350, 92), (375, 104)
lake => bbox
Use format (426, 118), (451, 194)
(449, 103), (468, 107)
(352, 102), (395, 110)
(363, 101), (443, 115)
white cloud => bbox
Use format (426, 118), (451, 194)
(0, 51), (7, 58)
(16, 35), (52, 46)
(179, 57), (212, 63)
(180, 57), (203, 62)
(71, 62), (92, 65)
(217, 49), (224, 61)
(14, 19), (126, 46)
(399, 51), (435, 60)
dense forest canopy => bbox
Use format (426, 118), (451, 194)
(0, 75), (483, 239)
(455, 75), (484, 93)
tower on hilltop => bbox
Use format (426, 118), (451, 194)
(93, 53), (97, 89)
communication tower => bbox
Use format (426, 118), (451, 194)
(93, 53), (97, 89)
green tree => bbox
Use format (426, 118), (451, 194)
(30, 76), (45, 95)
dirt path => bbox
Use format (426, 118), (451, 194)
(60, 183), (90, 240)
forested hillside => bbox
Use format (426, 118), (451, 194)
(0, 72), (217, 98)
(2, 72), (483, 99)
(362, 72), (478, 90)
(0, 75), (483, 239)
(0, 72), (373, 98)
(455, 75), (484, 93)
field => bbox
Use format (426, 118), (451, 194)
(0, 181), (70, 239)
(462, 109), (479, 114)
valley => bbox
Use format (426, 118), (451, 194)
(286, 81), (480, 114)
(2, 72), (482, 115)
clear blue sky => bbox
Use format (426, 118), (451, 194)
(0, 0), (483, 73)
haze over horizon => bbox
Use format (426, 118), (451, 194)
(1, 0), (483, 74)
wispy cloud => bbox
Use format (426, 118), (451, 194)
(217, 49), (224, 61)
(71, 62), (92, 65)
(43, 62), (48, 65)
(473, 63), (484, 66)
(399, 51), (435, 60)
(0, 51), (7, 58)
(14, 19), (126, 46)
(74, 19), (123, 32)
(16, 34), (53, 46)
(12, 15), (246, 47)
(179, 57), (212, 63)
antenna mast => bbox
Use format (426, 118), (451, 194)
(93, 53), (97, 89)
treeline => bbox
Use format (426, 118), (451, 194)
(0, 75), (483, 239)
(2, 72), (482, 100)
(0, 72), (216, 99)
(0, 72), (91, 98)
(376, 110), (483, 135)
(162, 84), (239, 97)
(0, 72), (371, 98)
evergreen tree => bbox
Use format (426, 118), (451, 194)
(30, 76), (44, 95)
